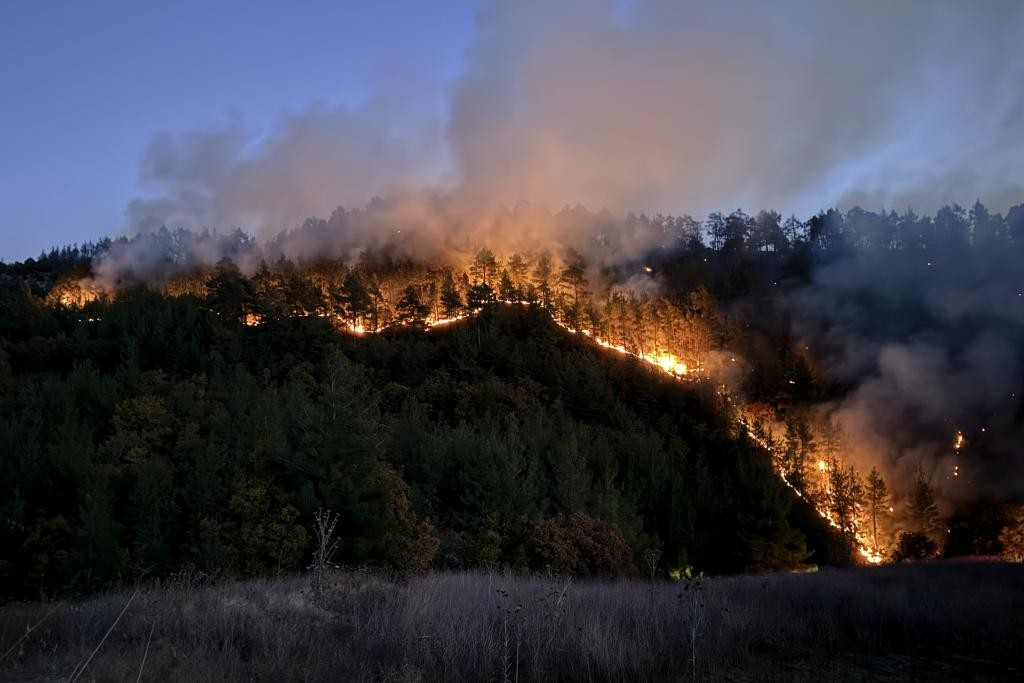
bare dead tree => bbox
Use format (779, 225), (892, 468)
(309, 509), (340, 605)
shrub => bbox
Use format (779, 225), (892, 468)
(892, 531), (938, 562)
(998, 504), (1024, 562)
(529, 513), (637, 576)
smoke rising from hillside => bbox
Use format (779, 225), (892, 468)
(106, 0), (1024, 507)
(792, 246), (1024, 507)
(124, 0), (1024, 258)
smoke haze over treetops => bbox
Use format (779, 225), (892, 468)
(127, 0), (1024, 249)
(112, 0), (1024, 506)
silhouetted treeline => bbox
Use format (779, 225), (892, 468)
(10, 200), (1024, 293)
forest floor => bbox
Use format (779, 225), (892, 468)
(2, 560), (1023, 682)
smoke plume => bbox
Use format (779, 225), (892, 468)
(123, 0), (1024, 258)
(791, 245), (1024, 507)
(106, 0), (1024, 505)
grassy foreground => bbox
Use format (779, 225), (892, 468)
(2, 562), (1023, 682)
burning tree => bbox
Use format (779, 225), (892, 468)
(782, 413), (815, 493)
(338, 272), (371, 330)
(467, 281), (496, 310)
(497, 269), (518, 301)
(864, 467), (890, 552)
(826, 459), (865, 543)
(208, 258), (256, 324)
(439, 271), (465, 317)
(395, 285), (429, 329)
(532, 252), (554, 308)
(470, 247), (498, 286)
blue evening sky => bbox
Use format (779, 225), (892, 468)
(0, 1), (477, 261)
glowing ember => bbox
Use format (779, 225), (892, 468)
(652, 353), (688, 376)
(49, 278), (106, 308)
(426, 315), (468, 328)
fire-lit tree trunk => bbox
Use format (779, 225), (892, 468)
(865, 467), (889, 550)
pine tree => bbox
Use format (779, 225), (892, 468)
(470, 247), (498, 285)
(207, 257), (255, 324)
(865, 467), (889, 550)
(497, 269), (518, 301)
(558, 249), (588, 307)
(339, 272), (371, 329)
(828, 462), (864, 541)
(532, 252), (553, 308)
(439, 271), (464, 318)
(908, 464), (940, 539)
(782, 413), (814, 493)
(467, 282), (496, 310)
(395, 285), (429, 329)
(507, 253), (529, 293)
(705, 211), (727, 251)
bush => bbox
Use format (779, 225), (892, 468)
(529, 513), (637, 576)
(892, 531), (938, 562)
(999, 504), (1024, 562)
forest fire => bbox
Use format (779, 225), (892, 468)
(41, 242), (958, 570)
(653, 353), (688, 376)
(315, 284), (889, 566)
(739, 417), (885, 565)
(47, 268), (882, 567)
(5, 2), (1024, 678)
(47, 277), (105, 308)
(424, 314), (469, 329)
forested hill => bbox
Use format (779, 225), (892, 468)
(0, 281), (829, 600)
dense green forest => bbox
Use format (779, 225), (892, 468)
(4, 200), (1024, 600)
(0, 281), (827, 599)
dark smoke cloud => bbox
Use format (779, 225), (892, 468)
(791, 246), (1024, 506)
(123, 0), (1024, 256)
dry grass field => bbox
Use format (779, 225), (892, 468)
(2, 561), (1023, 682)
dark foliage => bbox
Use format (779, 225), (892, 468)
(892, 532), (939, 562)
(528, 512), (638, 576)
(0, 283), (805, 599)
(9, 199), (1023, 598)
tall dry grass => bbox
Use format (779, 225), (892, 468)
(2, 561), (1022, 681)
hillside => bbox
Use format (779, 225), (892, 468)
(0, 278), (828, 600)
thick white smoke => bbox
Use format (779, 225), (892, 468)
(105, 1), (1024, 507)
(123, 0), (1024, 255)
